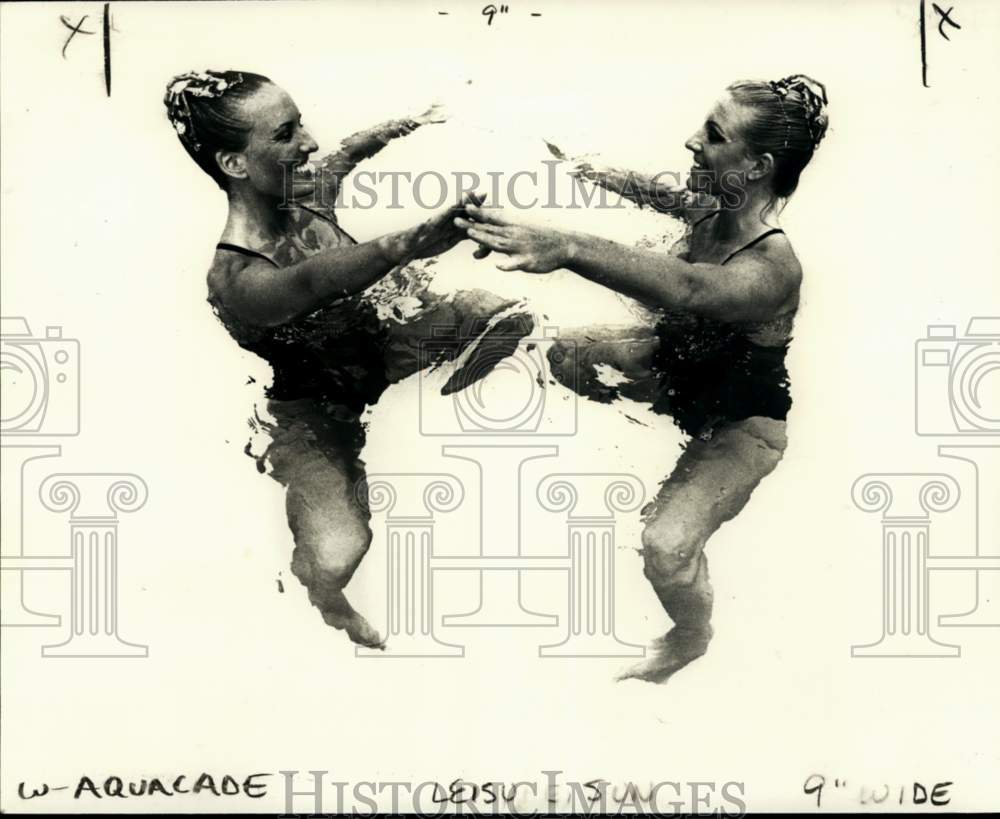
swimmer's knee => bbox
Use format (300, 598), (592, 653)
(291, 524), (372, 589)
(546, 340), (577, 387)
(316, 525), (372, 578)
(641, 524), (703, 583)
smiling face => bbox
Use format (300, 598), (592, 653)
(218, 83), (319, 199)
(684, 92), (764, 198)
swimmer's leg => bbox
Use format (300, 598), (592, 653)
(619, 416), (787, 684)
(382, 287), (535, 387)
(546, 325), (659, 404)
(263, 405), (382, 649)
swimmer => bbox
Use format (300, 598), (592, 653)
(458, 75), (829, 682)
(165, 70), (527, 648)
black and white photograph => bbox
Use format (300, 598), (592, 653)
(1, 0), (997, 814)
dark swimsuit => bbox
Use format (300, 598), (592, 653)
(207, 206), (391, 460)
(650, 214), (792, 439)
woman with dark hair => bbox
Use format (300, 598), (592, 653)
(457, 75), (829, 682)
(165, 70), (524, 648)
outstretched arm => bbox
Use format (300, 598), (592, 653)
(214, 195), (478, 329)
(564, 234), (792, 323)
(544, 141), (716, 222)
(315, 104), (447, 207)
(458, 203), (797, 324)
(573, 162), (683, 214)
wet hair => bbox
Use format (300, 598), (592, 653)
(164, 70), (272, 189)
(727, 74), (829, 203)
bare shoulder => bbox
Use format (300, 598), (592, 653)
(767, 232), (803, 291)
(206, 249), (253, 302)
(206, 249), (284, 315)
(735, 233), (803, 311)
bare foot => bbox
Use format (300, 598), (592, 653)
(616, 625), (712, 684)
(308, 584), (385, 649)
(320, 607), (385, 650)
(381, 289), (533, 385)
(347, 615), (385, 650)
(441, 307), (534, 395)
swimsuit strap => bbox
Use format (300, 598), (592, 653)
(215, 205), (358, 268)
(296, 202), (360, 244)
(690, 209), (721, 228)
(215, 242), (280, 267)
(689, 210), (786, 265)
(296, 201), (336, 224)
(721, 228), (785, 266)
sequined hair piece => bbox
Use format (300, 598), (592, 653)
(769, 74), (829, 150)
(164, 70), (244, 151)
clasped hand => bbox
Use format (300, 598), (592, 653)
(454, 202), (572, 274)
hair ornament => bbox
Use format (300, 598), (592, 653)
(770, 74), (829, 149)
(164, 70), (244, 151)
